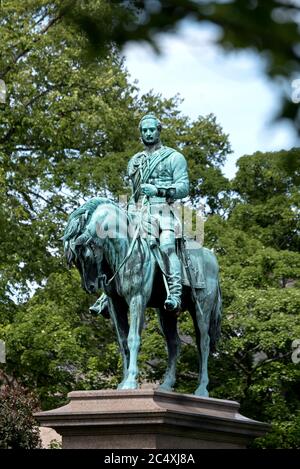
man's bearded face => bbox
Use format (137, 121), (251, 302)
(140, 118), (160, 146)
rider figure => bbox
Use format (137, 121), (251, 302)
(128, 113), (189, 312)
(90, 113), (189, 316)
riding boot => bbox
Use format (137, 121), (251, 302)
(160, 243), (182, 313)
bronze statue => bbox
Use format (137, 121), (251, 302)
(127, 113), (189, 312)
(63, 114), (222, 396)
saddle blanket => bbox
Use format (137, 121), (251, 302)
(178, 239), (206, 289)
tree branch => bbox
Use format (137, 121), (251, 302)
(27, 189), (68, 215)
(0, 14), (63, 81)
(0, 87), (56, 144)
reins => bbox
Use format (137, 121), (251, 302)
(99, 196), (148, 288)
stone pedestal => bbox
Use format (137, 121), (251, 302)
(35, 387), (270, 449)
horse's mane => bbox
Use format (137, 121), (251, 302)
(63, 197), (120, 242)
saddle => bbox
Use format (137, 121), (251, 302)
(126, 209), (206, 289)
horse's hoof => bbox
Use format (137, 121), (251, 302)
(194, 388), (209, 397)
(119, 381), (138, 390)
(159, 383), (174, 392)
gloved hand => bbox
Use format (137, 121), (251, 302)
(140, 183), (158, 197)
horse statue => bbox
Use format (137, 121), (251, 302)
(63, 197), (222, 396)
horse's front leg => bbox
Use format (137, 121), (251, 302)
(107, 297), (130, 389)
(119, 294), (145, 390)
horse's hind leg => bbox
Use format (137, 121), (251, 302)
(158, 308), (180, 391)
(192, 299), (210, 397)
(195, 324), (210, 397)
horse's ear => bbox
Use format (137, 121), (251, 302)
(75, 233), (89, 246)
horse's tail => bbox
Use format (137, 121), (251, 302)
(209, 280), (222, 353)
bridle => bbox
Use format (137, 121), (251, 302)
(76, 196), (148, 290)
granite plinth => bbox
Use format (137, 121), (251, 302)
(35, 386), (270, 449)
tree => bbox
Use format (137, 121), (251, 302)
(0, 0), (139, 301)
(0, 0), (230, 409)
(59, 0), (300, 133)
(191, 154), (300, 448)
(0, 0), (138, 408)
(0, 0), (230, 299)
(138, 212), (300, 448)
(0, 379), (41, 449)
(3, 0), (299, 450)
(139, 147), (300, 448)
(205, 154), (300, 448)
(1, 271), (121, 409)
(230, 149), (300, 252)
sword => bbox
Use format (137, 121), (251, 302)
(180, 237), (204, 318)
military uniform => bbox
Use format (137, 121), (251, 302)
(127, 144), (189, 311)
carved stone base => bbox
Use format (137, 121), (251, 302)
(35, 387), (270, 449)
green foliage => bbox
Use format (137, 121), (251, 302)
(59, 0), (300, 132)
(1, 0), (300, 450)
(141, 152), (300, 448)
(0, 0), (230, 304)
(0, 0), (138, 305)
(255, 413), (300, 449)
(211, 288), (300, 449)
(200, 176), (300, 448)
(0, 0), (230, 410)
(231, 150), (300, 251)
(0, 381), (41, 449)
(1, 271), (120, 409)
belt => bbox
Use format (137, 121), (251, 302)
(132, 196), (169, 205)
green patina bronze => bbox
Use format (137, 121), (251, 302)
(127, 113), (189, 312)
(63, 114), (222, 396)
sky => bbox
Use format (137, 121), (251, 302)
(123, 20), (299, 179)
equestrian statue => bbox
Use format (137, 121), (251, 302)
(63, 113), (222, 396)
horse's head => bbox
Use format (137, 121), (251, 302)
(63, 196), (129, 294)
(65, 232), (104, 294)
